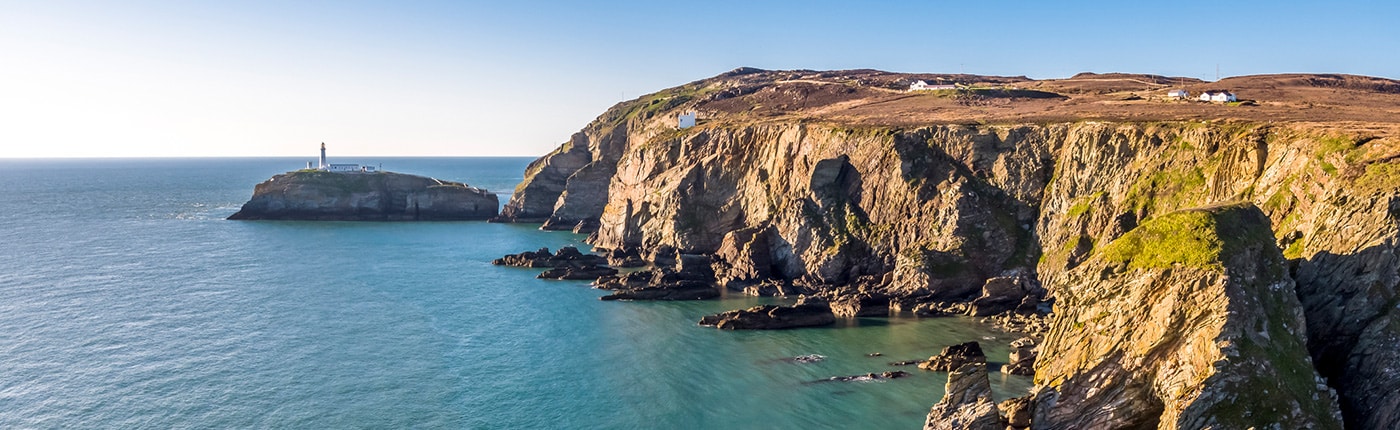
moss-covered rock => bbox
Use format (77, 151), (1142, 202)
(1032, 203), (1343, 429)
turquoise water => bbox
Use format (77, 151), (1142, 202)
(0, 158), (1031, 429)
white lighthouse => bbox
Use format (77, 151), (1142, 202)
(319, 142), (327, 169)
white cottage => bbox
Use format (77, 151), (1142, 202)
(909, 80), (957, 91)
(1167, 89), (1190, 99)
(1199, 91), (1237, 103)
(678, 112), (697, 129)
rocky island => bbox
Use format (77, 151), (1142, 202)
(228, 170), (498, 221)
(496, 68), (1399, 428)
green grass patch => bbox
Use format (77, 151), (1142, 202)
(1066, 192), (1106, 218)
(1283, 238), (1305, 259)
(1354, 162), (1400, 194)
(1123, 166), (1207, 215)
(1100, 210), (1224, 270)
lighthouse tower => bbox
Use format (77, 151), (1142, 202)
(319, 142), (327, 169)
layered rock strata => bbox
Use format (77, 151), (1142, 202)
(1032, 204), (1343, 429)
(923, 363), (1002, 430)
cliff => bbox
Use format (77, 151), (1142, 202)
(228, 170), (498, 221)
(498, 68), (1400, 427)
(1032, 203), (1341, 428)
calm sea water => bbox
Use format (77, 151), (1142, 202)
(0, 158), (1031, 429)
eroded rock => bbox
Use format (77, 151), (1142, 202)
(599, 280), (719, 301)
(829, 293), (891, 318)
(493, 246), (608, 268)
(699, 302), (836, 330)
(1031, 204), (1343, 429)
(919, 342), (987, 372)
(923, 363), (1001, 430)
(1000, 337), (1037, 376)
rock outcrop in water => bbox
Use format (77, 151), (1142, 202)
(497, 68), (1400, 427)
(229, 171), (497, 221)
(698, 301), (836, 329)
(924, 363), (1001, 430)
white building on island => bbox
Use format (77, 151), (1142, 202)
(310, 143), (378, 173)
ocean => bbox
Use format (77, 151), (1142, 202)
(0, 157), (1031, 429)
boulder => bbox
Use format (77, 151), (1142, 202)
(829, 293), (891, 318)
(923, 363), (1001, 430)
(967, 271), (1044, 317)
(998, 396), (1034, 429)
(919, 342), (987, 372)
(1000, 337), (1037, 376)
(912, 301), (969, 317)
(603, 248), (647, 268)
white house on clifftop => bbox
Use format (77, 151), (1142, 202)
(1200, 90), (1237, 103)
(909, 80), (957, 91)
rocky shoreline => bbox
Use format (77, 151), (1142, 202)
(487, 68), (1399, 427)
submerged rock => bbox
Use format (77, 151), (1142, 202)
(923, 363), (1001, 430)
(781, 354), (826, 364)
(818, 371), (911, 383)
(229, 170), (497, 221)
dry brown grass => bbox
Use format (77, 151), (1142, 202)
(683, 69), (1400, 135)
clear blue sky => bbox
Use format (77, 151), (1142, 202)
(2, 0), (1396, 157)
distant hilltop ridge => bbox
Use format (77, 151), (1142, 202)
(583, 67), (1400, 126)
(495, 67), (1400, 428)
(228, 143), (497, 221)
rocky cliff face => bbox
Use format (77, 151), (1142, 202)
(1033, 203), (1342, 429)
(499, 69), (1400, 427)
(229, 171), (498, 221)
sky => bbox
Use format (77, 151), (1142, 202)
(2, 0), (1397, 158)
